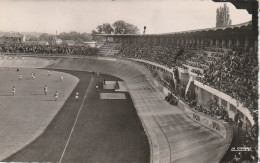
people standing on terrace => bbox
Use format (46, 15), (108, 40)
(117, 43), (258, 118)
(0, 44), (98, 56)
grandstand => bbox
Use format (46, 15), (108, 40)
(0, 20), (258, 162)
(94, 20), (258, 162)
(0, 1), (258, 163)
(97, 42), (120, 56)
(96, 21), (257, 125)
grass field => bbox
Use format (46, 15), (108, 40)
(4, 69), (150, 162)
(0, 67), (79, 161)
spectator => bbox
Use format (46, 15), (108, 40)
(0, 43), (98, 56)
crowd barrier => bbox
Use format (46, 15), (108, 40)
(183, 103), (233, 161)
(139, 58), (233, 140)
(129, 57), (254, 127)
(97, 57), (117, 61)
(194, 80), (254, 125)
(151, 74), (233, 161)
(184, 106), (228, 138)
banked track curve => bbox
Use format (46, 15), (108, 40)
(45, 56), (229, 163)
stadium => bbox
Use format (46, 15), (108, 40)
(0, 1), (258, 163)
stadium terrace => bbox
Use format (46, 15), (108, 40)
(0, 2), (258, 162)
(96, 21), (256, 53)
(95, 20), (258, 162)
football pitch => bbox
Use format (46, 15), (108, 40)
(4, 68), (150, 162)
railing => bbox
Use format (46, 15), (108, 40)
(138, 60), (233, 162)
(177, 66), (188, 73)
(184, 105), (229, 138)
(142, 61), (233, 138)
(182, 64), (204, 74)
(194, 80), (254, 125)
(130, 58), (174, 74)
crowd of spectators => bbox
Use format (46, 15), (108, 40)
(117, 43), (197, 68)
(199, 51), (258, 118)
(187, 96), (230, 121)
(210, 52), (224, 58)
(229, 123), (258, 163)
(0, 43), (98, 56)
(118, 42), (258, 162)
(0, 38), (257, 161)
(142, 51), (231, 123)
(141, 61), (187, 103)
(143, 62), (188, 106)
(117, 43), (175, 68)
(185, 55), (209, 69)
(191, 69), (203, 76)
(204, 47), (225, 53)
(117, 43), (258, 121)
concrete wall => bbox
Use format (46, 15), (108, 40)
(195, 87), (212, 108)
(194, 80), (254, 127)
(184, 106), (228, 138)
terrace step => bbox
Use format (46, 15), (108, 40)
(98, 43), (120, 56)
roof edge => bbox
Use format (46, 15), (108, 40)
(94, 21), (252, 37)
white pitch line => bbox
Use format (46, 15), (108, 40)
(59, 77), (94, 163)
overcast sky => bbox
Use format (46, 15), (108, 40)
(0, 0), (252, 34)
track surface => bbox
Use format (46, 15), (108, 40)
(5, 69), (150, 162)
(2, 57), (230, 163)
(46, 57), (228, 162)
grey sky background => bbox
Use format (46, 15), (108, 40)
(0, 0), (252, 34)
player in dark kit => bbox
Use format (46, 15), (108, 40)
(12, 86), (15, 96)
(44, 85), (48, 95)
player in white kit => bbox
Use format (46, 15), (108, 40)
(19, 74), (22, 81)
(60, 75), (63, 82)
(54, 91), (58, 101)
(48, 70), (52, 76)
(31, 72), (35, 80)
(75, 92), (79, 101)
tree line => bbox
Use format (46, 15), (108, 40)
(28, 32), (93, 42)
(27, 20), (140, 42)
(216, 3), (232, 27)
(28, 5), (231, 43)
(92, 20), (140, 35)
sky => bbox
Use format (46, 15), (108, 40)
(0, 0), (252, 34)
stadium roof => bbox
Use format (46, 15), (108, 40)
(213, 0), (258, 14)
(94, 21), (252, 37)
